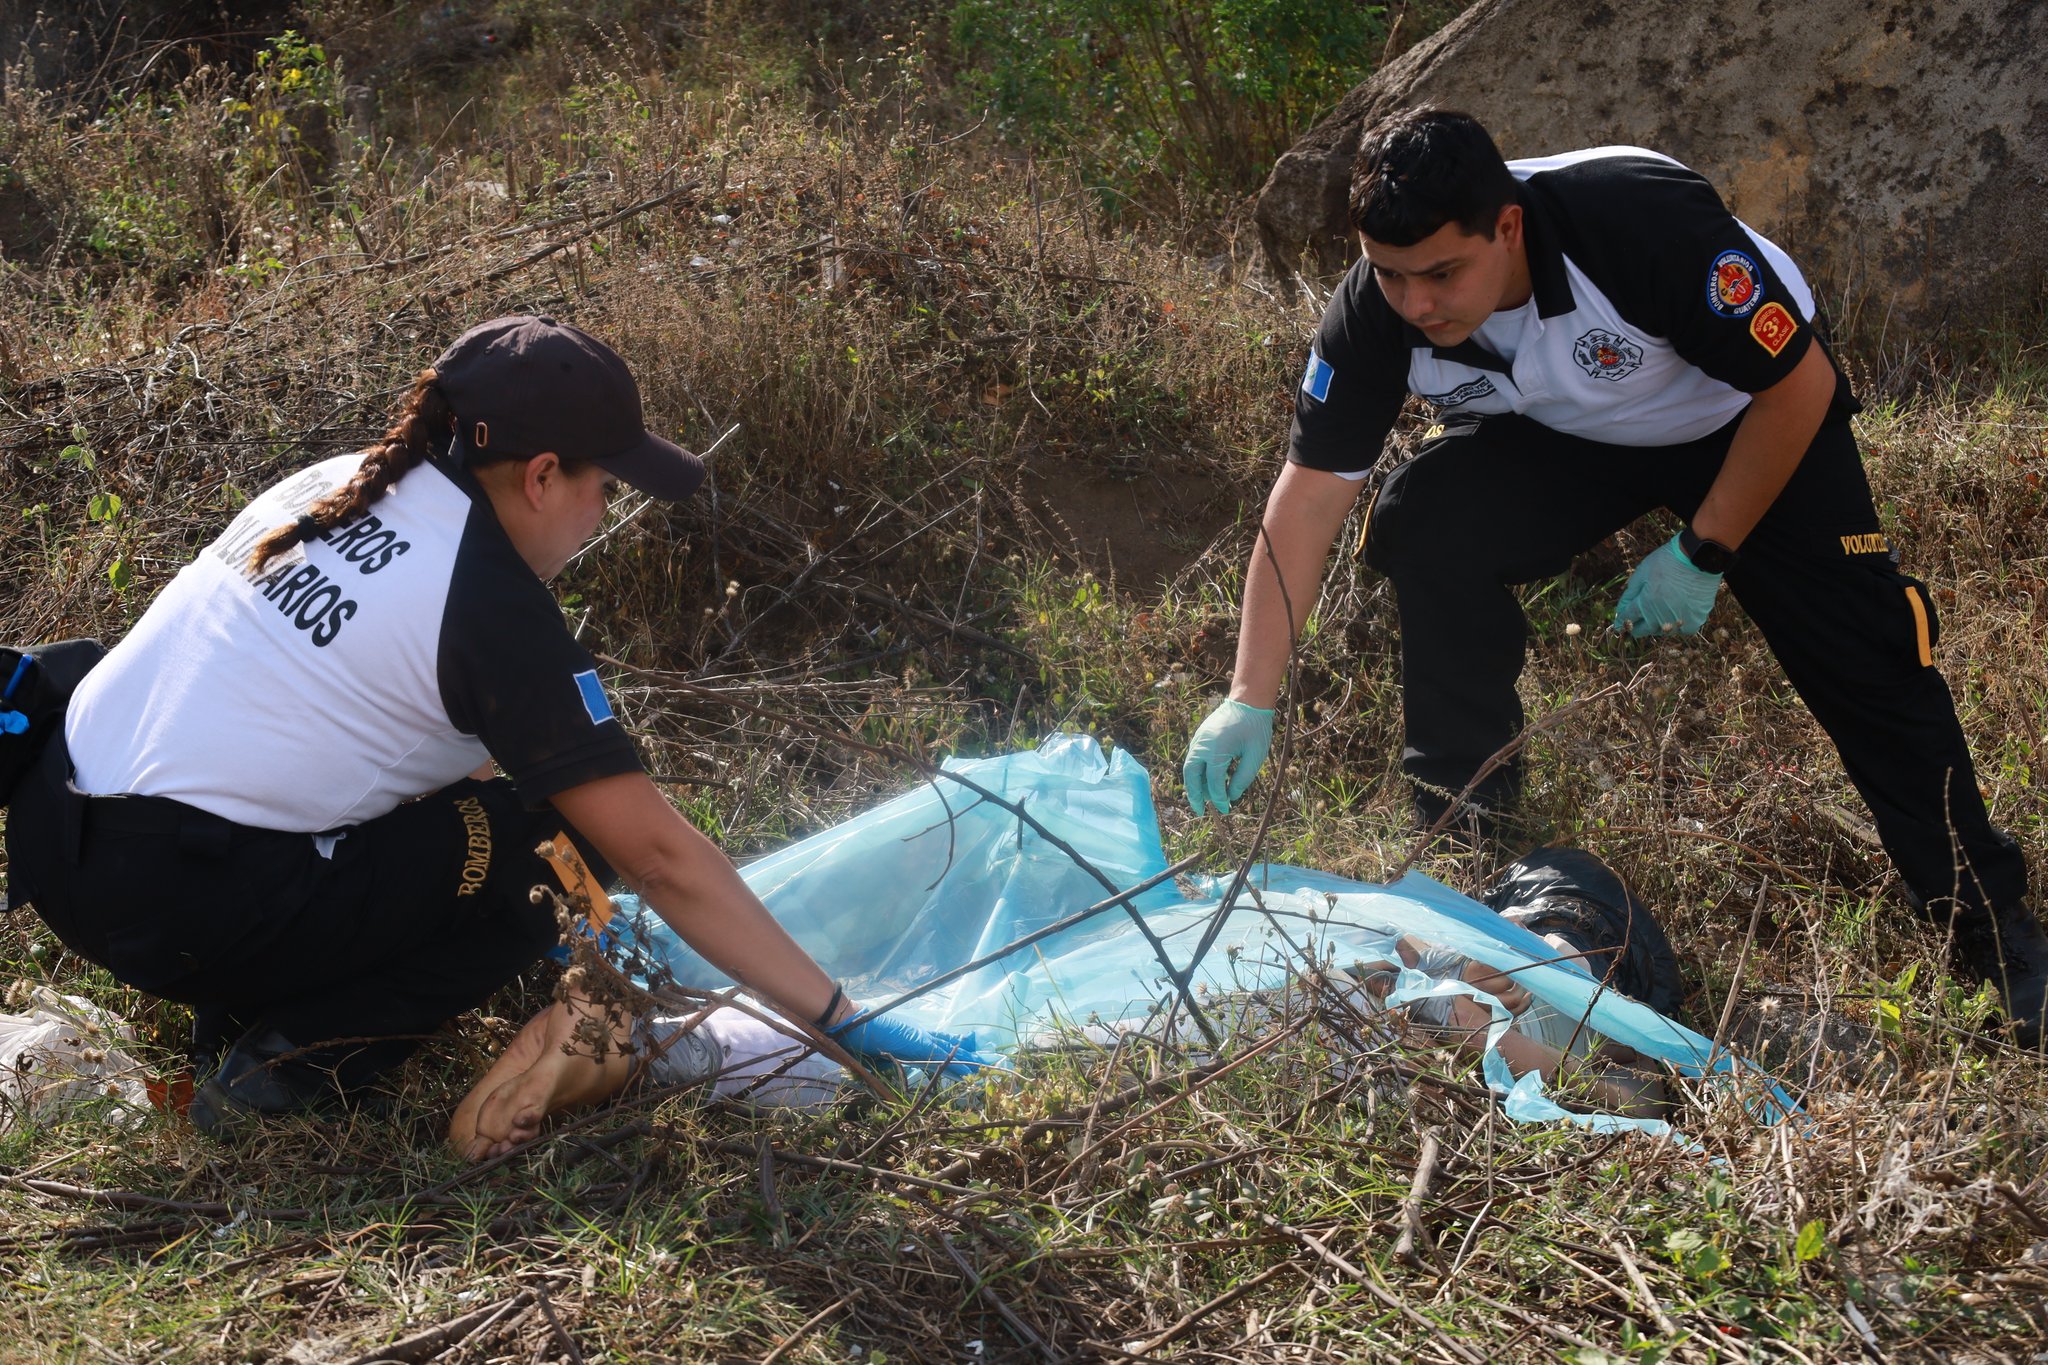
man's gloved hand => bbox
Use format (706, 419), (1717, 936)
(830, 1010), (1004, 1080)
(1182, 698), (1275, 815)
(1612, 532), (1723, 638)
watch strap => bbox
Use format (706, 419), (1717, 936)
(1678, 526), (1737, 574)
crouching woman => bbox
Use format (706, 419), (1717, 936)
(4, 316), (983, 1135)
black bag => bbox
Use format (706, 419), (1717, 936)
(1480, 846), (1684, 1017)
(0, 638), (105, 808)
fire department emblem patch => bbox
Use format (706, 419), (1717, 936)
(1749, 302), (1798, 356)
(1708, 249), (1763, 317)
(1572, 329), (1643, 381)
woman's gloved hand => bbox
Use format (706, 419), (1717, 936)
(1612, 532), (1722, 638)
(1182, 698), (1275, 815)
(830, 1009), (1005, 1079)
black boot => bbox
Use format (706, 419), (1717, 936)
(187, 1027), (345, 1135)
(1949, 904), (2048, 1049)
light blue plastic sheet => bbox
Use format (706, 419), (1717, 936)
(617, 734), (1795, 1133)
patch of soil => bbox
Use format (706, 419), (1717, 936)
(1014, 461), (1244, 593)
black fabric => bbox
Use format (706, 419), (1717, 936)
(436, 462), (644, 806)
(6, 732), (605, 1091)
(1519, 154), (1834, 401)
(1482, 847), (1684, 1017)
(1359, 412), (2028, 920)
(1287, 149), (1858, 479)
(0, 638), (104, 808)
(1288, 253), (1419, 474)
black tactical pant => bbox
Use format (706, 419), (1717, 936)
(5, 732), (605, 1091)
(1360, 411), (2028, 919)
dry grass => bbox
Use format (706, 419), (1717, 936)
(2, 6), (2046, 1361)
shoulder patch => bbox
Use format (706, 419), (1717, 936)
(1749, 302), (1798, 356)
(1572, 329), (1644, 381)
(1708, 249), (1764, 318)
(572, 669), (615, 725)
(1300, 350), (1334, 403)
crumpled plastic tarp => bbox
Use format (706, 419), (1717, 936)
(617, 734), (1795, 1135)
(0, 985), (152, 1130)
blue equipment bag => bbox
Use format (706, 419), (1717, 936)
(0, 638), (104, 808)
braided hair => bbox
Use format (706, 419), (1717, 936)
(246, 369), (452, 573)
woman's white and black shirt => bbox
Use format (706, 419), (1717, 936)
(1289, 146), (1859, 477)
(65, 454), (642, 832)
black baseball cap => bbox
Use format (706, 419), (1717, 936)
(432, 315), (705, 500)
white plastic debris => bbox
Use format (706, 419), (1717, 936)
(0, 984), (152, 1130)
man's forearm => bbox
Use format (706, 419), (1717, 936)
(1689, 341), (1835, 549)
(1227, 464), (1362, 707)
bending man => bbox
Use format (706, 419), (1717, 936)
(1181, 108), (2045, 1045)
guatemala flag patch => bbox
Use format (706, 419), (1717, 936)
(1300, 350), (1334, 402)
(572, 668), (615, 725)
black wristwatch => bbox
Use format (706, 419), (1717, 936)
(1679, 525), (1738, 574)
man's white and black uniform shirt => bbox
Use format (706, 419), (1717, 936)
(65, 454), (642, 832)
(1289, 146), (1857, 477)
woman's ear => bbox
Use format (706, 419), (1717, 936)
(520, 452), (566, 510)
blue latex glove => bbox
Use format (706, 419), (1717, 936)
(1612, 532), (1723, 638)
(830, 1010), (1004, 1080)
(1182, 698), (1275, 815)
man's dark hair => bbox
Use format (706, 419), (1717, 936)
(1349, 107), (1519, 245)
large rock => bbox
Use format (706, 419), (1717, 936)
(1254, 0), (2048, 340)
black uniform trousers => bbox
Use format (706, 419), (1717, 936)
(1360, 410), (2028, 920)
(5, 731), (600, 1092)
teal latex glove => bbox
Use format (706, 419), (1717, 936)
(830, 1012), (1007, 1080)
(1612, 532), (1722, 638)
(1182, 698), (1275, 815)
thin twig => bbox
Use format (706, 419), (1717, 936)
(425, 182), (700, 303)
(339, 1289), (535, 1365)
(935, 1231), (1065, 1363)
(704, 1141), (1006, 1204)
(1384, 671), (1643, 886)
(1253, 1210), (1487, 1365)
(532, 1280), (588, 1365)
(1710, 878), (1771, 1070)
(757, 1133), (789, 1251)
(758, 1290), (861, 1365)
(1605, 1232), (1680, 1338)
(17, 1180), (312, 1223)
(1126, 1260), (1296, 1357)
(1178, 523), (1301, 990)
(1394, 1127), (1443, 1271)
(864, 853), (1203, 1021)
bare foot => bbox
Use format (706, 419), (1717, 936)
(449, 997), (641, 1160)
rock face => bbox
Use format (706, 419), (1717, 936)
(1254, 0), (2048, 340)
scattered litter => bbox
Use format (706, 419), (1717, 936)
(0, 984), (151, 1131)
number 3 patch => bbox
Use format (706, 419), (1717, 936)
(1749, 302), (1798, 356)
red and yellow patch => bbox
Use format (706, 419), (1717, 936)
(1716, 258), (1756, 312)
(1749, 302), (1797, 356)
